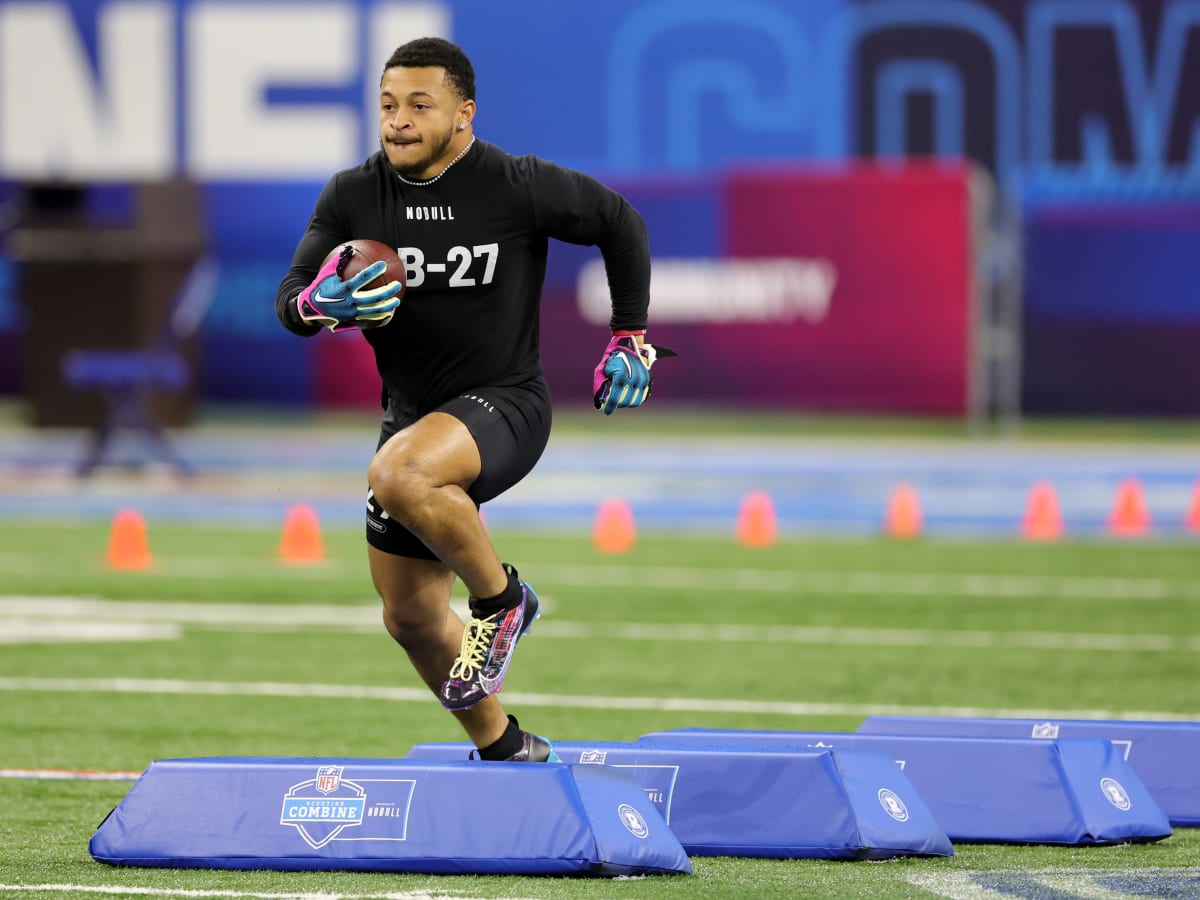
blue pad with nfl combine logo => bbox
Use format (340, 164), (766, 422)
(89, 757), (690, 876)
(406, 740), (953, 859)
(856, 716), (1200, 827)
(637, 729), (1172, 845)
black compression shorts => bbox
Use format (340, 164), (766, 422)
(365, 378), (552, 560)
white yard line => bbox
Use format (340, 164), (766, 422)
(905, 872), (1010, 899)
(0, 597), (388, 629)
(0, 768), (143, 780)
(531, 562), (1198, 601)
(906, 869), (1197, 900)
(534, 621), (1200, 653)
(0, 619), (181, 643)
(1, 597), (1195, 653)
(2, 554), (1198, 600)
(1, 676), (1195, 722)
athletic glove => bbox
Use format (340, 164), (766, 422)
(592, 333), (677, 415)
(296, 247), (403, 333)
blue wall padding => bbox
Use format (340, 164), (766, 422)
(637, 730), (1171, 845)
(89, 757), (691, 876)
(405, 741), (953, 859)
(857, 716), (1200, 828)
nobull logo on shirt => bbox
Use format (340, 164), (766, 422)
(406, 206), (456, 220)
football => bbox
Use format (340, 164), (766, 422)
(321, 239), (406, 329)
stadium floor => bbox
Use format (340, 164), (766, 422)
(2, 407), (1197, 539)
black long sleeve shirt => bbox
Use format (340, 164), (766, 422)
(276, 140), (650, 418)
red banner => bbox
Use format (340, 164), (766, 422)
(716, 163), (971, 412)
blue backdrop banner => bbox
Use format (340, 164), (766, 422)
(3, 0), (1199, 413)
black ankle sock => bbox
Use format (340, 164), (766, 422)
(469, 564), (522, 617)
(477, 715), (524, 761)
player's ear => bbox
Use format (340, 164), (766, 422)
(457, 100), (475, 129)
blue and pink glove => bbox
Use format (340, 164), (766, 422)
(296, 247), (403, 332)
(592, 331), (677, 415)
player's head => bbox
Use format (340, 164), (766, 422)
(379, 37), (476, 180)
(383, 37), (475, 102)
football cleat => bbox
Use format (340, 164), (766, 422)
(508, 729), (560, 763)
(468, 716), (560, 763)
(439, 567), (540, 711)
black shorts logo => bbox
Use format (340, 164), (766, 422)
(366, 488), (388, 533)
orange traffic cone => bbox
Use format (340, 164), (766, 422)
(1186, 478), (1200, 532)
(736, 491), (778, 548)
(278, 503), (325, 564)
(107, 508), (152, 571)
(593, 497), (636, 554)
(884, 483), (923, 539)
(1021, 481), (1064, 541)
(1108, 477), (1150, 537)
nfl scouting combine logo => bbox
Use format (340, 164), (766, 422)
(1100, 777), (1132, 811)
(878, 788), (910, 822)
(280, 766), (366, 849)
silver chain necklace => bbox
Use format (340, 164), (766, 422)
(394, 136), (476, 186)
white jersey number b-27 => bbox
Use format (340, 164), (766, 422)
(398, 243), (498, 288)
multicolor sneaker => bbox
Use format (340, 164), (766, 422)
(439, 568), (540, 711)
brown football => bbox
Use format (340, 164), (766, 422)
(321, 239), (406, 328)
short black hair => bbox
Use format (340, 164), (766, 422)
(383, 37), (475, 101)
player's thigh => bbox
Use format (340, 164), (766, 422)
(439, 385), (552, 504)
(369, 546), (457, 635)
(369, 412), (481, 495)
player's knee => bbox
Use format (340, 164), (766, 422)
(367, 443), (433, 519)
(380, 601), (441, 649)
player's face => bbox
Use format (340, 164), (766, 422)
(379, 66), (472, 179)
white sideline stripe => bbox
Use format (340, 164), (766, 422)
(0, 886), (520, 900)
(1, 676), (1196, 722)
(3, 553), (1199, 600)
(2, 597), (1196, 653)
